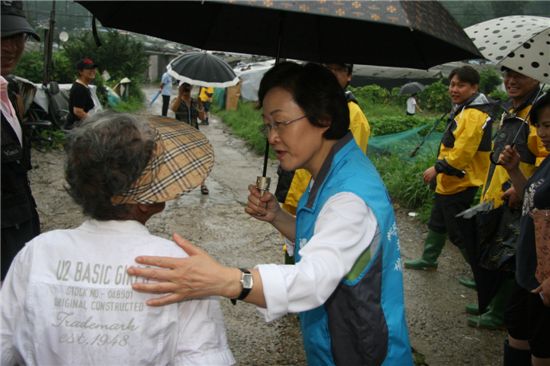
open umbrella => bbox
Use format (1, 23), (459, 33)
(167, 51), (239, 88)
(465, 16), (550, 84)
(399, 81), (425, 96)
(78, 1), (480, 69)
(78, 0), (481, 184)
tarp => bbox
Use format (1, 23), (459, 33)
(234, 59), (275, 102)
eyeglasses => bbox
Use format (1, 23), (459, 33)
(260, 115), (307, 137)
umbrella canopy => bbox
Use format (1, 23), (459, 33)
(399, 81), (425, 96)
(167, 52), (240, 88)
(465, 16), (550, 84)
(78, 1), (481, 69)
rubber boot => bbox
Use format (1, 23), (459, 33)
(465, 303), (481, 315)
(459, 277), (477, 290)
(457, 248), (477, 289)
(503, 339), (531, 366)
(404, 230), (446, 271)
(467, 278), (515, 330)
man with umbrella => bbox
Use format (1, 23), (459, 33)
(465, 67), (547, 331)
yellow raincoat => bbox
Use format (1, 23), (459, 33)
(480, 105), (548, 208)
(435, 106), (491, 195)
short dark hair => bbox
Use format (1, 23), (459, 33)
(530, 92), (550, 126)
(64, 112), (155, 220)
(258, 62), (350, 140)
(449, 65), (480, 85)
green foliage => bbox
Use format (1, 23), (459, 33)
(17, 31), (148, 106)
(63, 31), (148, 85)
(214, 102), (266, 155)
(368, 115), (435, 136)
(15, 51), (43, 82)
(371, 152), (434, 223)
(110, 95), (145, 113)
(489, 89), (508, 103)
(33, 128), (66, 151)
(349, 85), (391, 105)
(479, 68), (502, 95)
(15, 50), (73, 83)
(419, 80), (450, 113)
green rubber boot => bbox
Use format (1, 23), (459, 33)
(465, 303), (481, 315)
(404, 230), (446, 271)
(467, 278), (515, 330)
(458, 277), (477, 290)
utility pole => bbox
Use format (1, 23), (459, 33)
(43, 1), (56, 85)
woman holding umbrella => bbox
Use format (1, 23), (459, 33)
(171, 82), (209, 195)
(128, 62), (413, 366)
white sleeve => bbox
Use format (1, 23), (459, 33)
(1, 246), (32, 366)
(257, 192), (377, 322)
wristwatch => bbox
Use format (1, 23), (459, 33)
(231, 268), (253, 305)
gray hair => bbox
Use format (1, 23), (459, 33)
(64, 112), (155, 220)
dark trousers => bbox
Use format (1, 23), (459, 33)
(1, 212), (40, 280)
(161, 95), (170, 117)
(428, 186), (478, 250)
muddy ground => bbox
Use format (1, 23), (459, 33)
(27, 87), (505, 365)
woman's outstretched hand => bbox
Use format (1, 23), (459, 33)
(245, 184), (280, 222)
(128, 233), (240, 306)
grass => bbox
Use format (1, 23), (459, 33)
(213, 99), (437, 222)
(110, 96), (146, 113)
(213, 101), (267, 155)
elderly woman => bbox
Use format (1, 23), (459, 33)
(128, 62), (413, 366)
(1, 112), (234, 365)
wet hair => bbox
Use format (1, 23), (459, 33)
(448, 65), (480, 85)
(258, 62), (350, 140)
(530, 92), (550, 126)
(64, 112), (155, 220)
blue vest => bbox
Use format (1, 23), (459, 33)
(295, 134), (412, 366)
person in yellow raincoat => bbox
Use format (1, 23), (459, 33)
(465, 68), (547, 331)
(405, 66), (493, 271)
(274, 63), (370, 263)
(198, 86), (214, 125)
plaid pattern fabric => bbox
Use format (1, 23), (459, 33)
(111, 117), (214, 204)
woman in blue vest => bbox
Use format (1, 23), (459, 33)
(128, 62), (412, 366)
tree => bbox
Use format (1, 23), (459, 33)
(479, 68), (502, 95)
(62, 31), (148, 87)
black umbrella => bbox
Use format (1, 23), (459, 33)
(78, 1), (480, 69)
(167, 51), (239, 88)
(399, 81), (425, 96)
(78, 0), (481, 183)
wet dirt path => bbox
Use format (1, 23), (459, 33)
(28, 87), (504, 365)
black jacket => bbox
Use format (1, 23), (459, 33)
(1, 81), (37, 228)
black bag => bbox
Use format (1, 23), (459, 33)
(476, 205), (521, 271)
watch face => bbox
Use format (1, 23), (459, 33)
(242, 273), (253, 289)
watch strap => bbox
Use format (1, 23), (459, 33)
(231, 268), (251, 305)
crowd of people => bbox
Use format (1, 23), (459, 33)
(1, 1), (549, 366)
